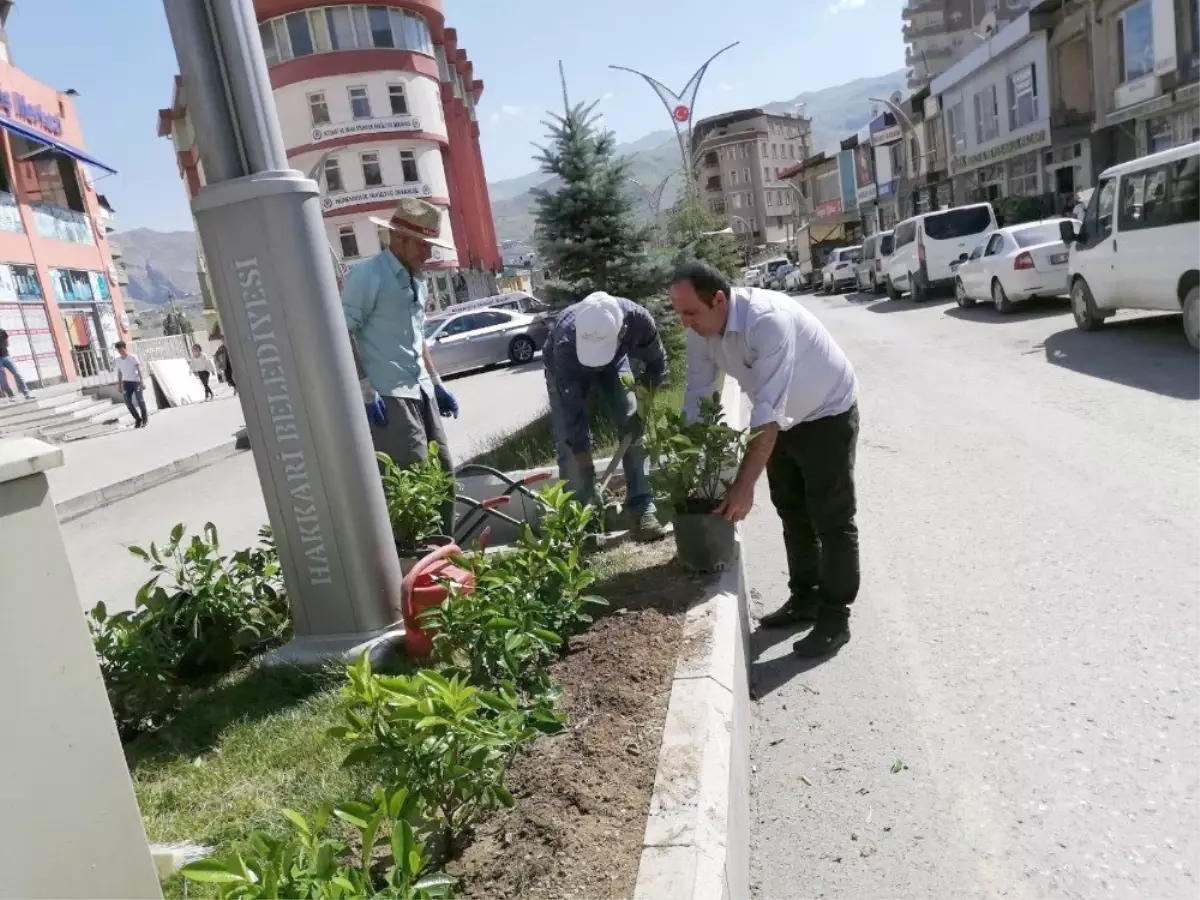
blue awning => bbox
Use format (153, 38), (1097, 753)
(0, 114), (117, 175)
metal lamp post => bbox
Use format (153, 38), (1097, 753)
(609, 44), (738, 196)
(730, 214), (754, 266)
(161, 0), (404, 661)
(870, 95), (926, 220)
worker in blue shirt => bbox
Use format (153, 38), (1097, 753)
(342, 197), (459, 536)
(543, 291), (668, 542)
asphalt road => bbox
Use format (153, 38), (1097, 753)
(746, 290), (1199, 899)
(62, 359), (550, 617)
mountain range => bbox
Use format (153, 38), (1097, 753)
(489, 68), (908, 248)
(113, 68), (907, 300)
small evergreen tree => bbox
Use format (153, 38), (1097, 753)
(532, 66), (664, 306)
(663, 191), (743, 282)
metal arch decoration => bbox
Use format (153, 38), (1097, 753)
(609, 42), (739, 195)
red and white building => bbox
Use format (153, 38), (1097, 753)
(159, 0), (501, 312)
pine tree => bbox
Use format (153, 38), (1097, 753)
(532, 66), (664, 305)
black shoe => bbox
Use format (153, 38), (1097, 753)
(134, 421), (143, 429)
(792, 619), (850, 658)
(759, 595), (821, 628)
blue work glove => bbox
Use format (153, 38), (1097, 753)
(360, 378), (387, 426)
(434, 383), (458, 418)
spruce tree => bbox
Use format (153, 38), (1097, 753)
(532, 66), (664, 305)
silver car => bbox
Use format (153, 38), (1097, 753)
(424, 307), (541, 376)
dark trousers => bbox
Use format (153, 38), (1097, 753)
(122, 380), (148, 425)
(370, 392), (455, 538)
(198, 370), (213, 399)
(765, 404), (860, 623)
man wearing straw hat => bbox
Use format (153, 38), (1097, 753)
(342, 197), (460, 535)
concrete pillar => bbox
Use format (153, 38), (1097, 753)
(0, 437), (161, 899)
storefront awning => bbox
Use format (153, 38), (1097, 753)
(0, 115), (117, 175)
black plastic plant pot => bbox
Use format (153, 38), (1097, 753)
(673, 511), (737, 574)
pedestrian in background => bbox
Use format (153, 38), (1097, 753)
(215, 343), (235, 394)
(113, 340), (149, 429)
(670, 260), (860, 658)
(0, 327), (32, 401)
(190, 343), (216, 400)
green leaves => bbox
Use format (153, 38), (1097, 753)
(377, 444), (456, 552)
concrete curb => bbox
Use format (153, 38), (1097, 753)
(633, 376), (751, 900)
(54, 440), (247, 523)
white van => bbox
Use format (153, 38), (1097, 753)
(857, 230), (894, 294)
(1059, 141), (1199, 349)
(885, 202), (998, 301)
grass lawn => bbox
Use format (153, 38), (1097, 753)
(129, 542), (670, 898)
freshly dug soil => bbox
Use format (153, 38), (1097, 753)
(450, 541), (712, 900)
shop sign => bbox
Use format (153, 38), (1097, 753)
(1106, 92), (1173, 128)
(1114, 74), (1161, 112)
(871, 125), (903, 146)
(950, 128), (1048, 174)
(877, 179), (896, 198)
(856, 183), (877, 204)
(814, 198), (843, 219)
(0, 89), (63, 136)
(311, 114), (423, 145)
(321, 183), (432, 212)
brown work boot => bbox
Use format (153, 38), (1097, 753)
(631, 511), (668, 543)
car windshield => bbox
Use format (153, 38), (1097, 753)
(1012, 222), (1068, 247)
(841, 249), (861, 263)
(880, 234), (894, 254)
(923, 206), (993, 240)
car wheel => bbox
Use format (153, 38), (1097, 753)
(1070, 277), (1105, 331)
(955, 278), (976, 308)
(909, 272), (926, 303)
(991, 279), (1015, 314)
(508, 335), (536, 364)
(886, 277), (899, 301)
(1183, 284), (1200, 351)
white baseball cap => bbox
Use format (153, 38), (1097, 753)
(574, 292), (624, 368)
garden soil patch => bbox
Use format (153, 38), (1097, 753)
(450, 541), (712, 900)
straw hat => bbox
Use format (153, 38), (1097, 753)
(369, 197), (454, 249)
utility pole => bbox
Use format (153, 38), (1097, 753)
(161, 0), (403, 661)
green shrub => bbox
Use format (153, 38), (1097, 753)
(88, 524), (289, 737)
(377, 443), (457, 551)
(180, 786), (454, 899)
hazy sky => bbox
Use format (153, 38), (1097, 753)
(6, 0), (904, 233)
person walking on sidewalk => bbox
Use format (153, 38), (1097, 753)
(214, 343), (235, 394)
(669, 261), (860, 658)
(543, 291), (669, 542)
(113, 341), (149, 429)
(189, 343), (216, 400)
(0, 328), (32, 401)
(343, 197), (459, 537)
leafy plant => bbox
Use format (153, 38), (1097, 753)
(180, 788), (455, 899)
(88, 523), (290, 736)
(636, 387), (746, 514)
(377, 444), (457, 552)
(331, 661), (540, 851)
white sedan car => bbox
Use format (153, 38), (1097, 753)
(952, 218), (1079, 314)
(821, 246), (862, 294)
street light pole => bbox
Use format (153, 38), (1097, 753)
(730, 214), (753, 267)
(162, 0), (403, 661)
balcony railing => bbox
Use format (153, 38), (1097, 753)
(30, 202), (95, 246)
(0, 191), (24, 235)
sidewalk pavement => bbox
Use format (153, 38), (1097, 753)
(49, 397), (247, 519)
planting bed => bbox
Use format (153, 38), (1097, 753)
(451, 541), (712, 899)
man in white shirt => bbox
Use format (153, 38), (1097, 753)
(670, 261), (860, 657)
(113, 341), (149, 429)
(189, 343), (216, 400)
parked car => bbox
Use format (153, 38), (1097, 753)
(768, 263), (796, 290)
(856, 231), (894, 294)
(784, 265), (806, 292)
(821, 246), (862, 293)
(424, 307), (542, 375)
(885, 202), (999, 301)
(1059, 140), (1199, 350)
(952, 218), (1078, 313)
(742, 267), (764, 287)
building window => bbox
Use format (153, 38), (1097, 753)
(764, 166), (770, 181)
(259, 22), (280, 66)
(348, 86), (371, 119)
(761, 142), (768, 156)
(308, 91), (330, 127)
(367, 5), (394, 47)
(1008, 150), (1039, 195)
(1118, 0), (1154, 84)
(325, 6), (355, 49)
(771, 143), (777, 157)
(324, 156), (344, 192)
(285, 11), (315, 56)
(307, 9), (332, 51)
(730, 169), (739, 185)
(388, 84), (409, 116)
(767, 192), (774, 207)
(732, 194), (742, 209)
(748, 191), (755, 207)
(744, 167), (750, 183)
(399, 149), (419, 183)
(361, 151), (383, 187)
(1147, 115), (1175, 153)
(973, 85), (1000, 143)
(338, 224), (360, 259)
(1007, 64), (1038, 129)
(946, 102), (967, 153)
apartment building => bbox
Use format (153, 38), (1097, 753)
(693, 107), (812, 247)
(904, 0), (1039, 88)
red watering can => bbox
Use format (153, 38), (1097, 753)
(399, 541), (475, 658)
